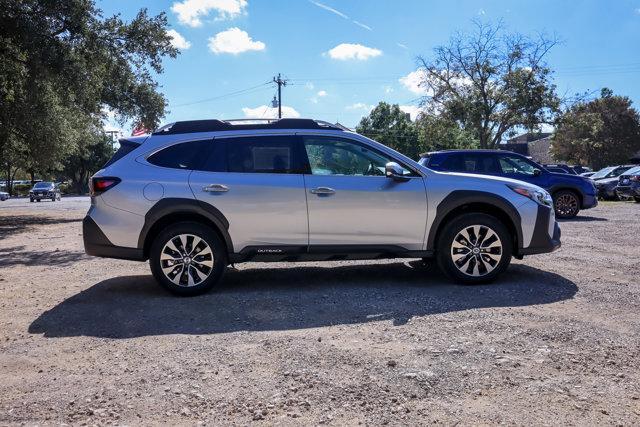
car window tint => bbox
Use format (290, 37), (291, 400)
(199, 140), (227, 172)
(498, 155), (537, 175)
(303, 137), (414, 176)
(226, 136), (297, 174)
(147, 140), (211, 170)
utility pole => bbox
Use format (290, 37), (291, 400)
(272, 73), (288, 118)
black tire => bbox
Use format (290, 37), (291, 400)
(436, 213), (513, 285)
(36, 199), (41, 202)
(30, 198), (34, 203)
(51, 197), (56, 202)
(553, 190), (580, 219)
(149, 221), (227, 296)
(634, 196), (640, 203)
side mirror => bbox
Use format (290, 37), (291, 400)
(533, 168), (542, 176)
(385, 162), (410, 182)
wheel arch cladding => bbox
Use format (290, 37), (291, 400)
(138, 198), (233, 258)
(427, 190), (523, 252)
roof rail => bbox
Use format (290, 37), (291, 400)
(152, 118), (346, 135)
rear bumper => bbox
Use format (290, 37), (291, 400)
(518, 205), (561, 256)
(83, 216), (145, 261)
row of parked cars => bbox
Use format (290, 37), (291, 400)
(585, 165), (640, 202)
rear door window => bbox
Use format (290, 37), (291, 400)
(224, 135), (303, 174)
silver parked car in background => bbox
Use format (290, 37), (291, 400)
(83, 118), (561, 295)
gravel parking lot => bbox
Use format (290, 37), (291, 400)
(1, 196), (639, 425)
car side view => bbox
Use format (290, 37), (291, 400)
(419, 150), (598, 219)
(83, 118), (561, 295)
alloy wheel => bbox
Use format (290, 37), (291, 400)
(160, 234), (214, 287)
(450, 225), (503, 277)
(555, 193), (578, 217)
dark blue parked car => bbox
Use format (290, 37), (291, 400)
(419, 150), (598, 218)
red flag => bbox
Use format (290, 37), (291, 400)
(132, 124), (149, 136)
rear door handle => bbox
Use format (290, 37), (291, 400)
(203, 184), (229, 193)
(310, 187), (336, 195)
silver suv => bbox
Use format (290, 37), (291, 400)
(83, 118), (561, 295)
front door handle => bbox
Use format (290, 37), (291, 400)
(310, 187), (336, 195)
(203, 184), (229, 193)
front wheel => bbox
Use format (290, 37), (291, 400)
(553, 190), (580, 219)
(437, 213), (512, 284)
(149, 222), (227, 296)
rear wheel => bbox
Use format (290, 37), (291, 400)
(437, 213), (512, 284)
(553, 190), (580, 219)
(150, 222), (227, 296)
(634, 196), (640, 203)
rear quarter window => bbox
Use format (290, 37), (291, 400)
(147, 140), (212, 170)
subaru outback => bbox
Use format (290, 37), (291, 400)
(83, 119), (561, 295)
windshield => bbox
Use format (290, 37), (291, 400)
(624, 166), (640, 176)
(590, 167), (615, 179)
(33, 182), (53, 189)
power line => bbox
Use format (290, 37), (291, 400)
(171, 81), (272, 108)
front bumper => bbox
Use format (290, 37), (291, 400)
(596, 185), (616, 199)
(518, 204), (561, 256)
(581, 193), (598, 209)
(616, 184), (640, 198)
(83, 216), (145, 261)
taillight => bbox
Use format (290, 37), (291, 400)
(90, 177), (121, 196)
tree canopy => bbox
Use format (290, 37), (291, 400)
(417, 21), (560, 149)
(552, 89), (640, 170)
(0, 0), (177, 191)
(356, 102), (478, 158)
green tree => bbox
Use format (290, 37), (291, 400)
(415, 115), (479, 152)
(62, 123), (115, 194)
(0, 1), (178, 193)
(417, 21), (560, 149)
(356, 102), (421, 158)
(552, 89), (640, 170)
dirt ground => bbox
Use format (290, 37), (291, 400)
(0, 196), (639, 425)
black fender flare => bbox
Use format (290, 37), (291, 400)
(137, 198), (233, 254)
(426, 190), (523, 251)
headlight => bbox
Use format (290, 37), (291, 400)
(507, 184), (553, 207)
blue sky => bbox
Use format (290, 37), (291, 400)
(99, 0), (640, 133)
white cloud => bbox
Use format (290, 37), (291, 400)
(346, 102), (373, 111)
(167, 29), (191, 50)
(317, 90), (327, 97)
(242, 105), (300, 119)
(309, 0), (348, 19)
(352, 20), (372, 31)
(400, 69), (473, 96)
(305, 82), (315, 90)
(397, 42), (408, 50)
(399, 69), (428, 95)
(327, 43), (382, 61)
(478, 8), (486, 15)
(208, 28), (265, 54)
(399, 105), (422, 121)
(171, 0), (247, 27)
(384, 85), (394, 94)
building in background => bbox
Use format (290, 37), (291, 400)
(500, 132), (554, 164)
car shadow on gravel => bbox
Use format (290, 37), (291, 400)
(558, 215), (607, 222)
(29, 262), (578, 339)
